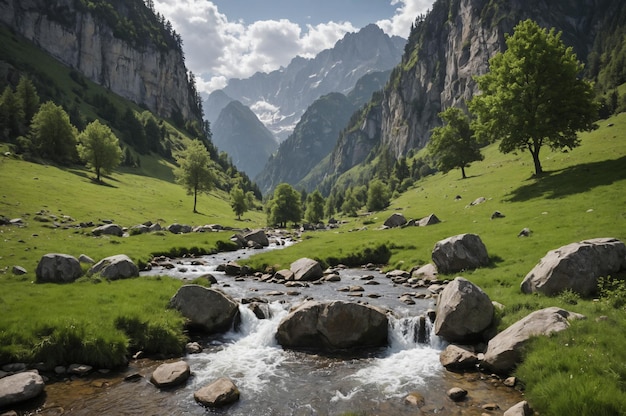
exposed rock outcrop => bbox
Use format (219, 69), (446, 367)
(35, 253), (82, 283)
(521, 238), (626, 296)
(169, 285), (239, 333)
(276, 300), (388, 351)
(384, 213), (407, 228)
(290, 258), (323, 281)
(0, 371), (45, 407)
(434, 277), (494, 343)
(88, 254), (139, 280)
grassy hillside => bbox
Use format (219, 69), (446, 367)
(244, 112), (626, 414)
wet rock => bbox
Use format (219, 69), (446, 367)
(405, 391), (425, 407)
(434, 277), (494, 343)
(0, 371), (45, 407)
(439, 344), (479, 371)
(432, 233), (489, 274)
(503, 376), (517, 387)
(35, 253), (83, 283)
(185, 342), (203, 354)
(503, 400), (533, 416)
(68, 364), (92, 376)
(447, 387), (468, 401)
(169, 285), (239, 333)
(92, 223), (123, 237)
(276, 300), (388, 352)
(222, 261), (243, 276)
(88, 254), (139, 280)
(521, 238), (626, 297)
(248, 302), (271, 319)
(274, 269), (294, 281)
(290, 258), (323, 281)
(2, 363), (26, 373)
(324, 274), (341, 282)
(194, 377), (240, 408)
(243, 229), (269, 247)
(483, 307), (585, 374)
(150, 361), (190, 388)
(198, 273), (218, 285)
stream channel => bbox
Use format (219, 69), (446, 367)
(30, 242), (525, 415)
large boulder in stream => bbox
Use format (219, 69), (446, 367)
(290, 258), (323, 281)
(276, 300), (388, 351)
(482, 307), (585, 374)
(0, 371), (45, 407)
(432, 233), (489, 274)
(434, 277), (494, 343)
(243, 229), (269, 247)
(35, 253), (83, 283)
(521, 238), (626, 296)
(169, 285), (239, 333)
(150, 361), (190, 388)
(194, 377), (240, 408)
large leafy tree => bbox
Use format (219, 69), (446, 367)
(304, 190), (325, 224)
(173, 139), (215, 213)
(30, 101), (78, 165)
(16, 76), (40, 125)
(428, 107), (483, 179)
(77, 120), (122, 182)
(266, 183), (301, 228)
(469, 19), (597, 176)
(366, 179), (390, 212)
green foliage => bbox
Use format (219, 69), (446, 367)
(77, 120), (123, 182)
(304, 190), (325, 224)
(366, 179), (390, 211)
(598, 276), (626, 310)
(266, 183), (302, 227)
(114, 315), (184, 356)
(429, 107), (483, 179)
(341, 187), (361, 217)
(229, 184), (248, 220)
(173, 138), (216, 213)
(470, 20), (598, 176)
(16, 76), (40, 125)
(30, 101), (78, 164)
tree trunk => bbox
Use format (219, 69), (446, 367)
(193, 186), (198, 213)
(531, 148), (543, 176)
(461, 166), (467, 179)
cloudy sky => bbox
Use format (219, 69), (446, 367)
(153, 0), (435, 94)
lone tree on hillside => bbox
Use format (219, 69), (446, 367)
(77, 120), (122, 182)
(469, 19), (597, 176)
(174, 139), (215, 213)
(429, 107), (483, 179)
(266, 183), (301, 228)
(229, 184), (248, 220)
(30, 101), (78, 165)
(366, 179), (390, 211)
(304, 190), (325, 224)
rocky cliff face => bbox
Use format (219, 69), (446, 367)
(381, 0), (599, 157)
(218, 24), (406, 141)
(0, 0), (196, 121)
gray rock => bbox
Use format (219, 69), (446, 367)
(194, 377), (240, 408)
(68, 364), (92, 376)
(243, 229), (269, 247)
(92, 223), (123, 237)
(503, 400), (533, 416)
(169, 285), (239, 333)
(0, 371), (45, 407)
(129, 224), (150, 235)
(483, 307), (585, 374)
(290, 258), (323, 281)
(468, 197), (486, 207)
(150, 361), (190, 388)
(78, 254), (95, 264)
(12, 265), (26, 275)
(447, 387), (467, 401)
(521, 238), (626, 297)
(35, 253), (83, 283)
(439, 344), (479, 371)
(418, 213), (441, 227)
(434, 277), (494, 343)
(383, 213), (407, 228)
(411, 263), (438, 281)
(276, 300), (388, 351)
(88, 254), (139, 280)
(274, 269), (294, 281)
(167, 223), (192, 234)
(185, 342), (203, 354)
(432, 233), (489, 274)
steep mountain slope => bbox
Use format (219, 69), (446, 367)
(255, 93), (355, 194)
(204, 89), (234, 125)
(310, 0), (625, 195)
(0, 0), (201, 124)
(212, 101), (278, 178)
(215, 24), (405, 141)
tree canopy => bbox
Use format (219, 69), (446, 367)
(469, 19), (597, 176)
(366, 179), (390, 212)
(229, 185), (248, 220)
(30, 101), (78, 165)
(77, 120), (122, 182)
(429, 107), (483, 179)
(304, 190), (325, 224)
(173, 139), (215, 213)
(266, 183), (301, 228)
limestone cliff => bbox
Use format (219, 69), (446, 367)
(0, 0), (199, 122)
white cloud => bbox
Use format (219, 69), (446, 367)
(377, 0), (433, 38)
(153, 0), (432, 95)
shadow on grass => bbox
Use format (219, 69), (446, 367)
(505, 156), (626, 202)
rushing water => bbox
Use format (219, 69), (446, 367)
(22, 245), (525, 415)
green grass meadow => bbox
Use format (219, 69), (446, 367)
(0, 113), (625, 413)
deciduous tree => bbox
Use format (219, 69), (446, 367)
(469, 19), (597, 176)
(304, 190), (325, 224)
(30, 101), (78, 164)
(366, 179), (390, 212)
(229, 185), (248, 220)
(266, 183), (301, 228)
(428, 107), (483, 179)
(77, 120), (122, 182)
(173, 139), (215, 213)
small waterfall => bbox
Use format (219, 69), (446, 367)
(388, 313), (445, 351)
